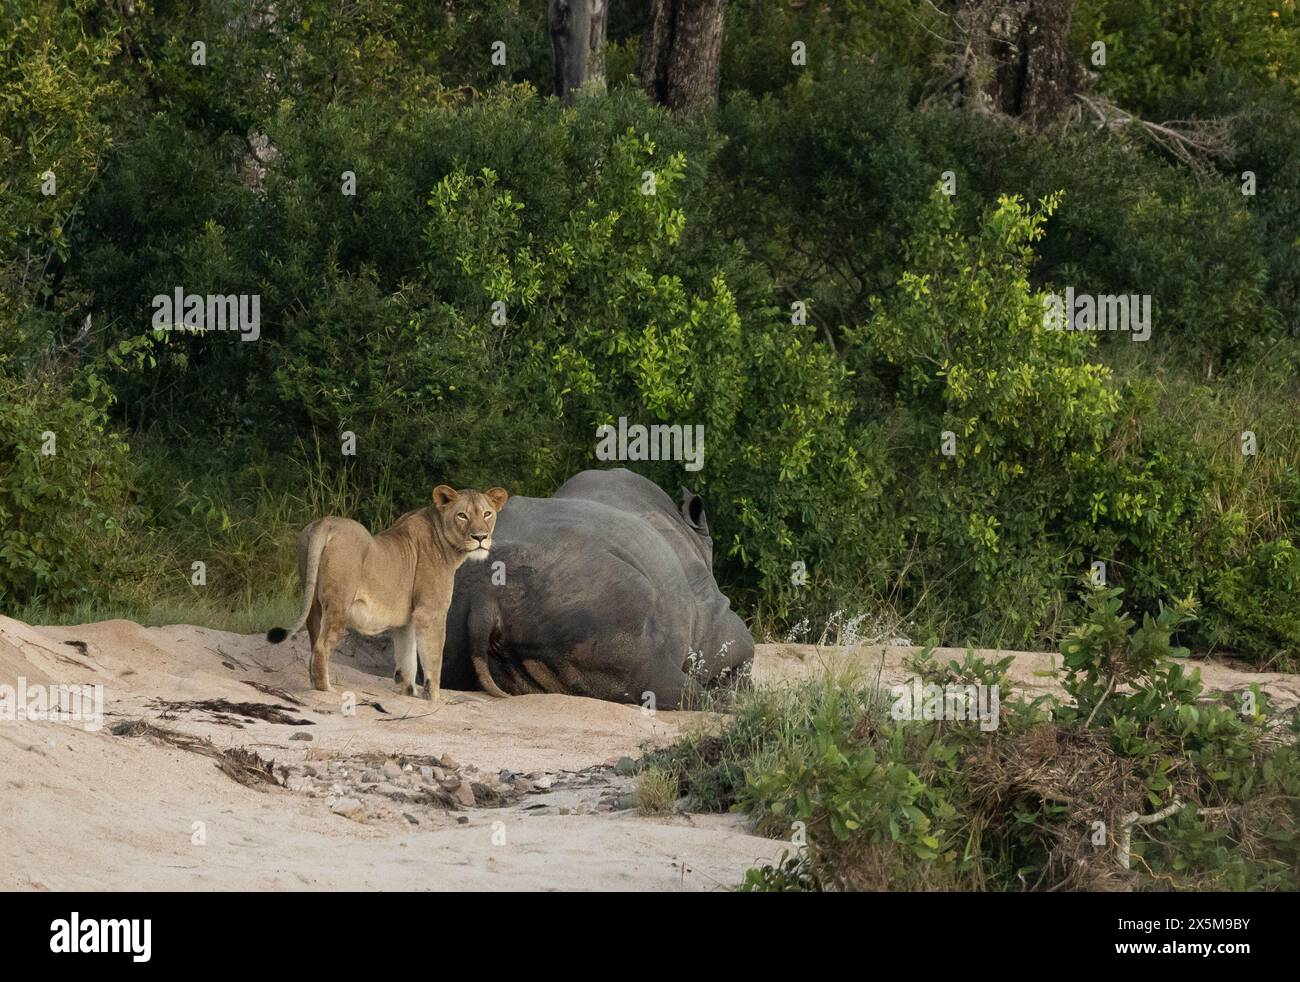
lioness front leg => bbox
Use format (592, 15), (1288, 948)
(392, 622), (419, 696)
(414, 617), (447, 702)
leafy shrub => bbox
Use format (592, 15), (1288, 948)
(729, 587), (1299, 891)
(1054, 585), (1299, 888)
(0, 360), (139, 607)
(844, 189), (1118, 646)
(736, 851), (822, 892)
(1203, 538), (1300, 669)
(719, 0), (944, 103)
(1074, 0), (1300, 110)
(6, 0), (1299, 678)
(71, 86), (882, 616)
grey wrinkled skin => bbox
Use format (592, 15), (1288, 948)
(436, 468), (754, 708)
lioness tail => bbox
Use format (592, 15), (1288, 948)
(266, 523), (328, 644)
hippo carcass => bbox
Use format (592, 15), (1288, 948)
(436, 468), (755, 708)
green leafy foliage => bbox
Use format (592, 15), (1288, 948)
(0, 0), (1298, 680)
(1074, 0), (1300, 109)
(0, 361), (139, 606)
(725, 588), (1298, 891)
(3, 0), (1299, 892)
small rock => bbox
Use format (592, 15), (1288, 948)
(289, 732), (313, 741)
(438, 775), (462, 791)
(612, 793), (637, 811)
(440, 753), (459, 769)
(329, 783), (345, 796)
(431, 766), (447, 783)
(419, 765), (433, 780)
(330, 797), (365, 821)
(614, 757), (636, 777)
(382, 761), (402, 780)
(498, 769), (515, 784)
(559, 806), (572, 816)
(532, 774), (553, 790)
(403, 813), (420, 825)
(361, 769), (382, 784)
(512, 777), (536, 794)
(303, 765), (319, 777)
(456, 815), (469, 825)
(453, 782), (477, 808)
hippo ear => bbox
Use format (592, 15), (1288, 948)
(679, 488), (708, 533)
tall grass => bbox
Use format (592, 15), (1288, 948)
(6, 432), (405, 634)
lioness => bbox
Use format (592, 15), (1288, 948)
(266, 485), (508, 699)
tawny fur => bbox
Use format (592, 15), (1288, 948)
(267, 485), (508, 699)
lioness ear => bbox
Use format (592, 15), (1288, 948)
(432, 485), (457, 510)
(485, 487), (509, 512)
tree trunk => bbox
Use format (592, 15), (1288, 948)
(955, 0), (1081, 130)
(548, 0), (609, 103)
(639, 0), (728, 115)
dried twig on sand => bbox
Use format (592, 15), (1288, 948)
(110, 719), (283, 790)
(240, 679), (303, 705)
(147, 697), (313, 726)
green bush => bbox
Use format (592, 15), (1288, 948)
(1056, 585), (1299, 888)
(716, 56), (1278, 374)
(69, 86), (881, 617)
(1204, 538), (1300, 668)
(4, 0), (1299, 680)
(727, 587), (1299, 891)
(843, 190), (1118, 645)
(1074, 0), (1300, 110)
(0, 363), (138, 607)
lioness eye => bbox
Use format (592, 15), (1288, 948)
(483, 511), (492, 519)
(457, 512), (468, 521)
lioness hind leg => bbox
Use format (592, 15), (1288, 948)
(392, 623), (419, 696)
(310, 617), (345, 692)
(305, 597), (323, 649)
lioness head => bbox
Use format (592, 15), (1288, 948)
(432, 485), (509, 561)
